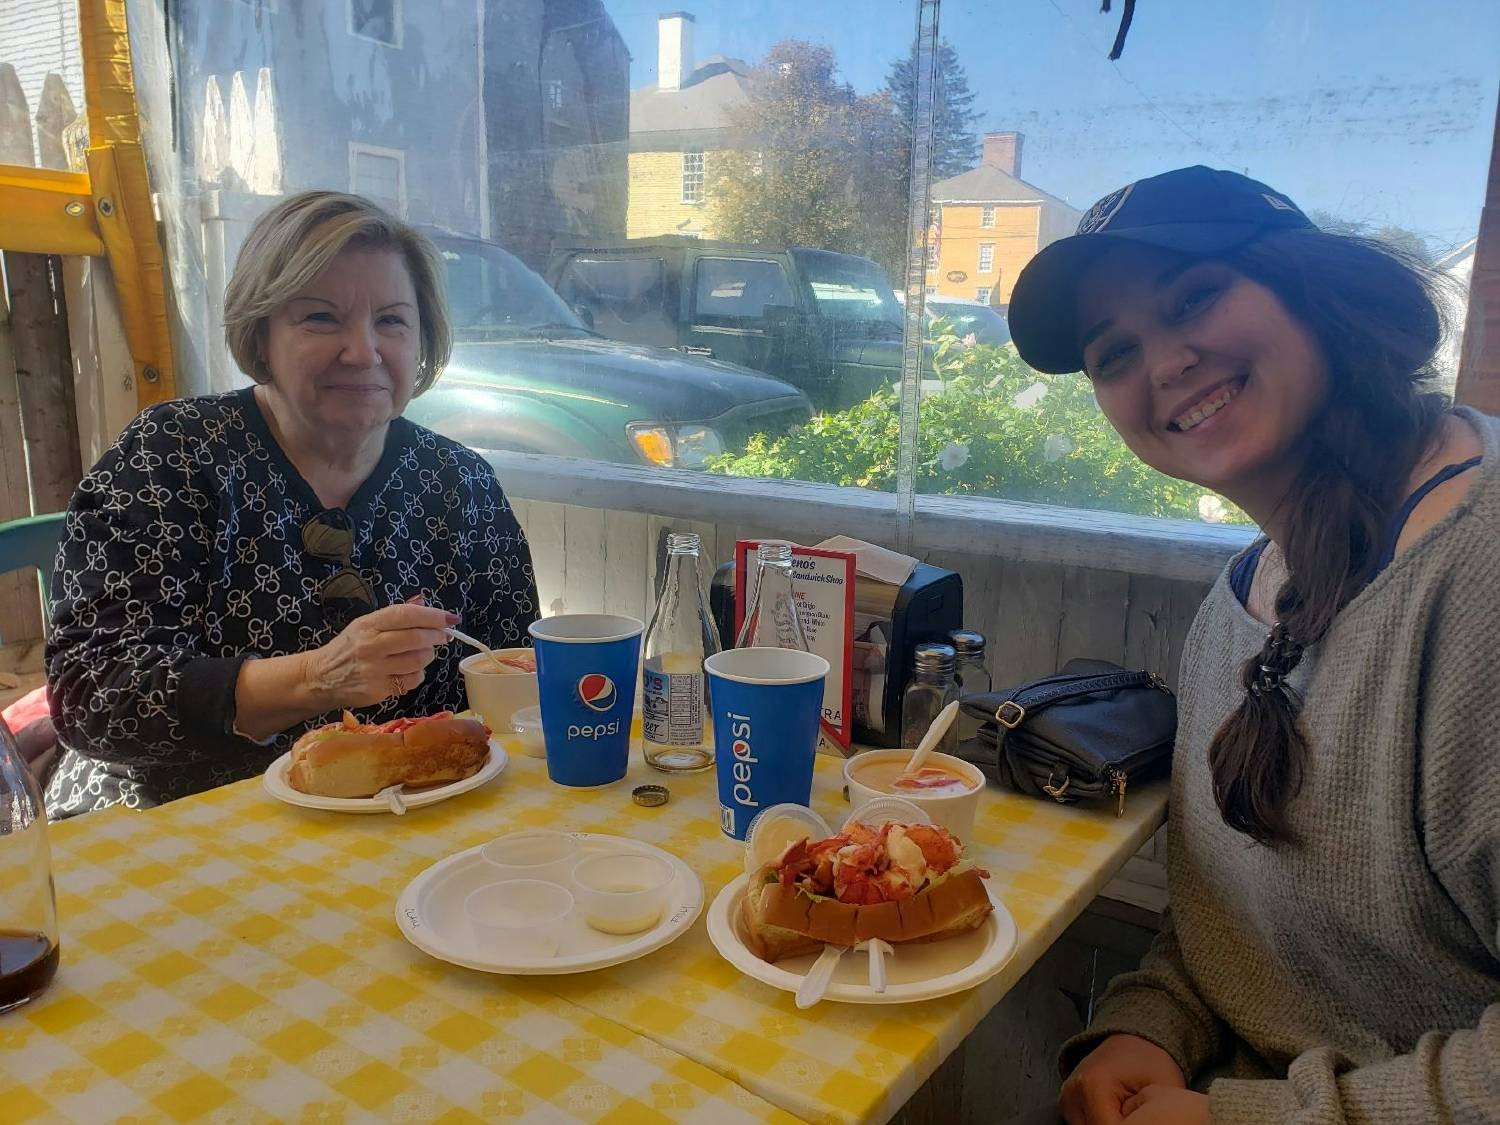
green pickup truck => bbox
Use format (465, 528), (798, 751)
(546, 240), (911, 412)
(403, 233), (813, 469)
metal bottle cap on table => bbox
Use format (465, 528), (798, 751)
(632, 784), (670, 807)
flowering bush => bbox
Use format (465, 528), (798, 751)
(711, 326), (1251, 524)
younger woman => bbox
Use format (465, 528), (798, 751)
(1007, 166), (1497, 1124)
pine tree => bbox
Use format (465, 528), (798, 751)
(884, 41), (981, 180)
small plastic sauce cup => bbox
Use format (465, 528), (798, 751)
(480, 829), (580, 886)
(464, 879), (574, 959)
(571, 853), (675, 936)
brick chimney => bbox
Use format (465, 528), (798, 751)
(658, 12), (696, 92)
(982, 131), (1023, 178)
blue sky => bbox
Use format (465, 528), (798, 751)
(612, 0), (1499, 253)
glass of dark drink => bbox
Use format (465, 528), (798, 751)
(0, 715), (58, 1013)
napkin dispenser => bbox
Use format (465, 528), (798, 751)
(709, 561), (963, 748)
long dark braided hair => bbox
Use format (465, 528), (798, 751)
(1205, 228), (1450, 846)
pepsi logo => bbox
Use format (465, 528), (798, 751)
(577, 673), (618, 713)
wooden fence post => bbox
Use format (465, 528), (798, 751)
(0, 292), (43, 641)
(5, 251), (83, 518)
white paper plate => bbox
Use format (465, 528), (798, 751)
(395, 834), (703, 975)
(706, 873), (1018, 1004)
(262, 740), (508, 813)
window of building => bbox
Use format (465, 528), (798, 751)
(349, 143), (406, 216)
(349, 0), (400, 47)
(681, 148), (705, 205)
(975, 286), (991, 304)
(981, 205), (996, 228)
(978, 243), (994, 273)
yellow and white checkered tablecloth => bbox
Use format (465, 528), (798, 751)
(5, 735), (1165, 1125)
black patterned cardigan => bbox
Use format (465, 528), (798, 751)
(44, 388), (538, 818)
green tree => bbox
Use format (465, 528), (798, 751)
(710, 41), (909, 278)
(883, 40), (981, 180)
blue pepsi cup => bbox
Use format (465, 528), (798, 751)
(529, 614), (643, 787)
(704, 648), (830, 840)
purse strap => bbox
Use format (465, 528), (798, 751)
(993, 669), (1169, 729)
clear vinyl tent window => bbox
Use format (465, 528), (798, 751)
(107, 0), (1496, 524)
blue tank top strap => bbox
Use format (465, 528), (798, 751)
(1230, 539), (1268, 607)
(1374, 456), (1483, 572)
(1229, 456), (1481, 610)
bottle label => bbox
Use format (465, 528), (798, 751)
(643, 667), (706, 745)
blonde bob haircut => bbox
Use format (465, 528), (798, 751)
(223, 191), (452, 394)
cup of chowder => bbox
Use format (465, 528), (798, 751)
(843, 749), (985, 840)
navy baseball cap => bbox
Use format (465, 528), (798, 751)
(1008, 166), (1314, 374)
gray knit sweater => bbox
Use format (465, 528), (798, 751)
(1063, 407), (1500, 1124)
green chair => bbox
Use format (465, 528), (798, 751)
(0, 512), (67, 644)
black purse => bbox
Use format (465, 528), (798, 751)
(956, 659), (1176, 816)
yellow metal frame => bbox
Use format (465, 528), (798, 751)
(0, 0), (176, 405)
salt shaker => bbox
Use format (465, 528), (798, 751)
(948, 629), (992, 745)
(900, 643), (959, 752)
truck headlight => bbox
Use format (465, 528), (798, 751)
(626, 423), (726, 469)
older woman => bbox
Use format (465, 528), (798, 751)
(45, 191), (538, 817)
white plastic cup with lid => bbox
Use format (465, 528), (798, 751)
(742, 803), (834, 875)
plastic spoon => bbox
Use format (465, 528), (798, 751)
(795, 944), (849, 1009)
(375, 784), (408, 816)
(447, 627), (510, 672)
(857, 938), (893, 993)
(900, 699), (961, 778)
(447, 626), (494, 658)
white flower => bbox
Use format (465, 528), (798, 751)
(1013, 380), (1048, 409)
(937, 441), (970, 471)
(961, 332), (978, 349)
(1198, 494), (1229, 523)
(1042, 434), (1074, 462)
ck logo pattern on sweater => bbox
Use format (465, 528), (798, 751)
(44, 390), (538, 819)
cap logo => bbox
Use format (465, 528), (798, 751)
(1262, 193), (1295, 212)
(1078, 182), (1135, 234)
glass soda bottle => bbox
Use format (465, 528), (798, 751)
(735, 542), (810, 651)
(642, 532), (720, 772)
(0, 716), (59, 1013)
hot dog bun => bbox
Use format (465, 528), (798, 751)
(739, 821), (993, 963)
(741, 868), (992, 963)
(286, 712), (490, 798)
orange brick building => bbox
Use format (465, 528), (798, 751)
(927, 132), (1080, 308)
